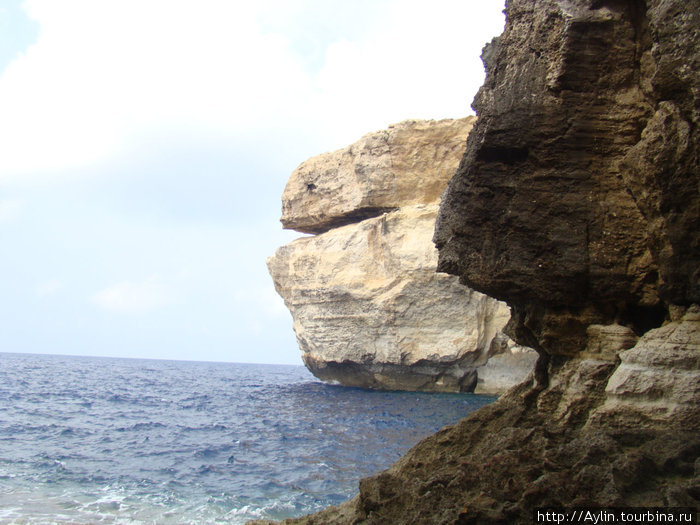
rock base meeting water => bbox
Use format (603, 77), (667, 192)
(0, 352), (495, 524)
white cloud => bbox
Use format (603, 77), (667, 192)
(258, 285), (289, 317)
(0, 0), (313, 181)
(308, 0), (506, 147)
(0, 0), (505, 183)
(91, 277), (170, 314)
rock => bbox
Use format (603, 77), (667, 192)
(592, 305), (700, 430)
(281, 117), (475, 234)
(269, 117), (535, 393)
(474, 334), (539, 394)
(268, 203), (537, 392)
(434, 0), (700, 356)
(582, 324), (638, 361)
(260, 0), (700, 523)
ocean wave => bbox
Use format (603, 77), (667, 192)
(0, 353), (494, 523)
(115, 421), (168, 432)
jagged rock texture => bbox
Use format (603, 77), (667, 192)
(269, 118), (536, 393)
(252, 310), (700, 525)
(434, 0), (699, 356)
(253, 0), (700, 522)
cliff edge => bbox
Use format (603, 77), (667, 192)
(254, 0), (699, 522)
(268, 118), (537, 393)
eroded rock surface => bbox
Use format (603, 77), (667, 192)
(269, 203), (534, 392)
(269, 117), (536, 393)
(593, 305), (700, 430)
(253, 0), (699, 522)
(434, 0), (699, 358)
(281, 118), (475, 234)
(474, 335), (539, 394)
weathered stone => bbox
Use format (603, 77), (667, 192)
(281, 117), (475, 234)
(254, 0), (700, 523)
(434, 0), (700, 356)
(583, 324), (638, 361)
(474, 334), (538, 394)
(268, 203), (536, 392)
(592, 305), (700, 430)
(270, 117), (535, 393)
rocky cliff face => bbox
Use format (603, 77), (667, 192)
(280, 118), (477, 235)
(268, 118), (537, 393)
(254, 0), (699, 523)
(264, 310), (698, 525)
(434, 0), (699, 358)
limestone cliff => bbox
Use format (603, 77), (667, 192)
(268, 118), (537, 393)
(280, 118), (477, 235)
(255, 0), (699, 523)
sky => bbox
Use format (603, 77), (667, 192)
(0, 0), (506, 365)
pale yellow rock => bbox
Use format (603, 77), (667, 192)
(269, 117), (536, 392)
(590, 304), (700, 430)
(583, 324), (638, 361)
(281, 117), (475, 234)
(536, 357), (618, 426)
(268, 203), (536, 392)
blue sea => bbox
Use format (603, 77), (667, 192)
(0, 353), (495, 524)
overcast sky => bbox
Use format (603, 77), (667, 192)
(0, 0), (505, 365)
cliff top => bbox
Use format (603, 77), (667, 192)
(280, 117), (475, 234)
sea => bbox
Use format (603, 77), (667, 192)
(0, 352), (496, 524)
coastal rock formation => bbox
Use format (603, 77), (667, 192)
(253, 0), (700, 523)
(281, 118), (475, 235)
(433, 0), (699, 357)
(269, 203), (536, 392)
(592, 305), (700, 430)
(268, 117), (537, 393)
(259, 307), (698, 525)
(473, 336), (539, 394)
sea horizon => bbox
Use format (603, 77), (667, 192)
(0, 350), (304, 369)
(0, 352), (495, 523)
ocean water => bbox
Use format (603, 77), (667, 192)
(0, 353), (495, 524)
